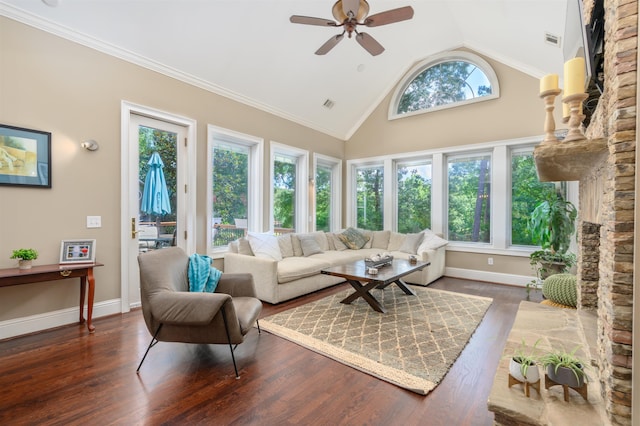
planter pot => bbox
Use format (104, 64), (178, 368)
(18, 259), (33, 270)
(546, 364), (585, 388)
(538, 261), (567, 280)
(509, 358), (540, 383)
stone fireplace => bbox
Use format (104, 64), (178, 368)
(534, 0), (636, 424)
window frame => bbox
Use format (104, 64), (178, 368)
(346, 136), (576, 257)
(270, 141), (309, 233)
(394, 156), (433, 233)
(207, 125), (263, 256)
(388, 51), (500, 121)
(312, 153), (342, 232)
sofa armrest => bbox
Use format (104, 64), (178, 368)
(223, 252), (279, 303)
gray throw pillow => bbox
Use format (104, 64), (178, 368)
(299, 235), (323, 256)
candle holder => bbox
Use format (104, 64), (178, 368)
(562, 93), (588, 142)
(540, 89), (562, 143)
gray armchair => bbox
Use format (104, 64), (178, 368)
(136, 247), (262, 378)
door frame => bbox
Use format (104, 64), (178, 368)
(120, 101), (197, 312)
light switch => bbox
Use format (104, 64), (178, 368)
(87, 216), (102, 228)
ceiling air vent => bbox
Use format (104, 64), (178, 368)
(323, 99), (335, 109)
(544, 32), (561, 47)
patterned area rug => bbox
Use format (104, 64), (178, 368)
(260, 286), (492, 395)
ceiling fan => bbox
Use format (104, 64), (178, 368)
(290, 0), (414, 56)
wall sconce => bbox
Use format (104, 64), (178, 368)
(81, 140), (99, 151)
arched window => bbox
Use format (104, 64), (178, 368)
(389, 51), (500, 120)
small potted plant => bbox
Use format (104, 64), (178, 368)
(509, 338), (541, 384)
(10, 248), (38, 269)
(539, 345), (588, 388)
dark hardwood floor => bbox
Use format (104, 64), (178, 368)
(0, 277), (541, 425)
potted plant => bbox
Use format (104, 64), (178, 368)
(10, 248), (38, 269)
(539, 345), (588, 388)
(527, 192), (577, 292)
(509, 338), (541, 384)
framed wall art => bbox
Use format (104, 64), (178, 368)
(60, 239), (96, 264)
(0, 124), (51, 188)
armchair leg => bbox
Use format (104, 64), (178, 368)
(256, 319), (261, 334)
(221, 306), (240, 379)
(136, 323), (163, 373)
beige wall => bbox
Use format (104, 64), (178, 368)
(0, 18), (343, 321)
(346, 51), (549, 275)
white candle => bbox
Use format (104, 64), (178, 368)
(540, 74), (559, 94)
(564, 57), (586, 96)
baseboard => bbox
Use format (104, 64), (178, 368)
(0, 299), (122, 340)
(445, 267), (533, 287)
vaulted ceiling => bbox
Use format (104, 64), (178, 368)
(1, 0), (582, 140)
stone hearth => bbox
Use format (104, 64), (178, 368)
(488, 301), (607, 426)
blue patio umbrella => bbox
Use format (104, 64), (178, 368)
(141, 152), (172, 216)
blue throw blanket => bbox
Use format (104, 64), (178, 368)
(188, 254), (222, 293)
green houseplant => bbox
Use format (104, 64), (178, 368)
(10, 248), (38, 269)
(509, 338), (541, 383)
(539, 345), (587, 388)
(527, 192), (577, 292)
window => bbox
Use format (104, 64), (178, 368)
(389, 51), (499, 120)
(396, 159), (432, 233)
(207, 126), (263, 252)
(313, 154), (342, 232)
(510, 148), (559, 246)
(447, 153), (491, 243)
(270, 142), (309, 233)
(355, 164), (384, 231)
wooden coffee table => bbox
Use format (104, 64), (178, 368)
(321, 259), (430, 313)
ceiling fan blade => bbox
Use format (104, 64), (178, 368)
(365, 6), (414, 27)
(290, 15), (337, 27)
(315, 34), (344, 55)
(356, 32), (384, 56)
(342, 0), (360, 18)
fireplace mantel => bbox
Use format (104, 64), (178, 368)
(533, 138), (608, 182)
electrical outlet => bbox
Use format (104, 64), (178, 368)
(87, 216), (102, 228)
(488, 257), (494, 265)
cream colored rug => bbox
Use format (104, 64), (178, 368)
(260, 286), (492, 395)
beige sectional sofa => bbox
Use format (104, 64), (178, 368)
(223, 228), (448, 304)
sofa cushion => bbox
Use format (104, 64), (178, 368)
(371, 230), (391, 249)
(247, 232), (282, 261)
(338, 227), (370, 249)
(418, 230), (448, 251)
(277, 257), (331, 283)
(329, 233), (348, 251)
(299, 234), (324, 256)
(399, 232), (424, 254)
(277, 234), (294, 258)
(387, 232), (406, 251)
(237, 237), (254, 256)
(359, 229), (373, 249)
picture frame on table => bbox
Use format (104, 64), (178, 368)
(60, 239), (96, 264)
(0, 124), (52, 188)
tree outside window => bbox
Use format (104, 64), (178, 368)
(315, 164), (332, 232)
(356, 165), (383, 230)
(447, 154), (491, 243)
(273, 155), (296, 231)
(511, 150), (559, 245)
(397, 161), (431, 233)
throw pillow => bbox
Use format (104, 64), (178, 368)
(277, 234), (294, 258)
(247, 232), (282, 261)
(299, 235), (323, 256)
(417, 230), (448, 251)
(330, 233), (348, 251)
(371, 230), (391, 249)
(237, 237), (254, 256)
(387, 232), (406, 251)
(399, 232), (424, 254)
(337, 227), (370, 250)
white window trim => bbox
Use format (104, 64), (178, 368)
(346, 135), (576, 256)
(313, 153), (342, 231)
(270, 141), (309, 233)
(207, 125), (263, 256)
(388, 50), (500, 121)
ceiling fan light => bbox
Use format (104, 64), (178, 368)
(332, 0), (369, 22)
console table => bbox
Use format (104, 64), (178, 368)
(0, 262), (104, 333)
